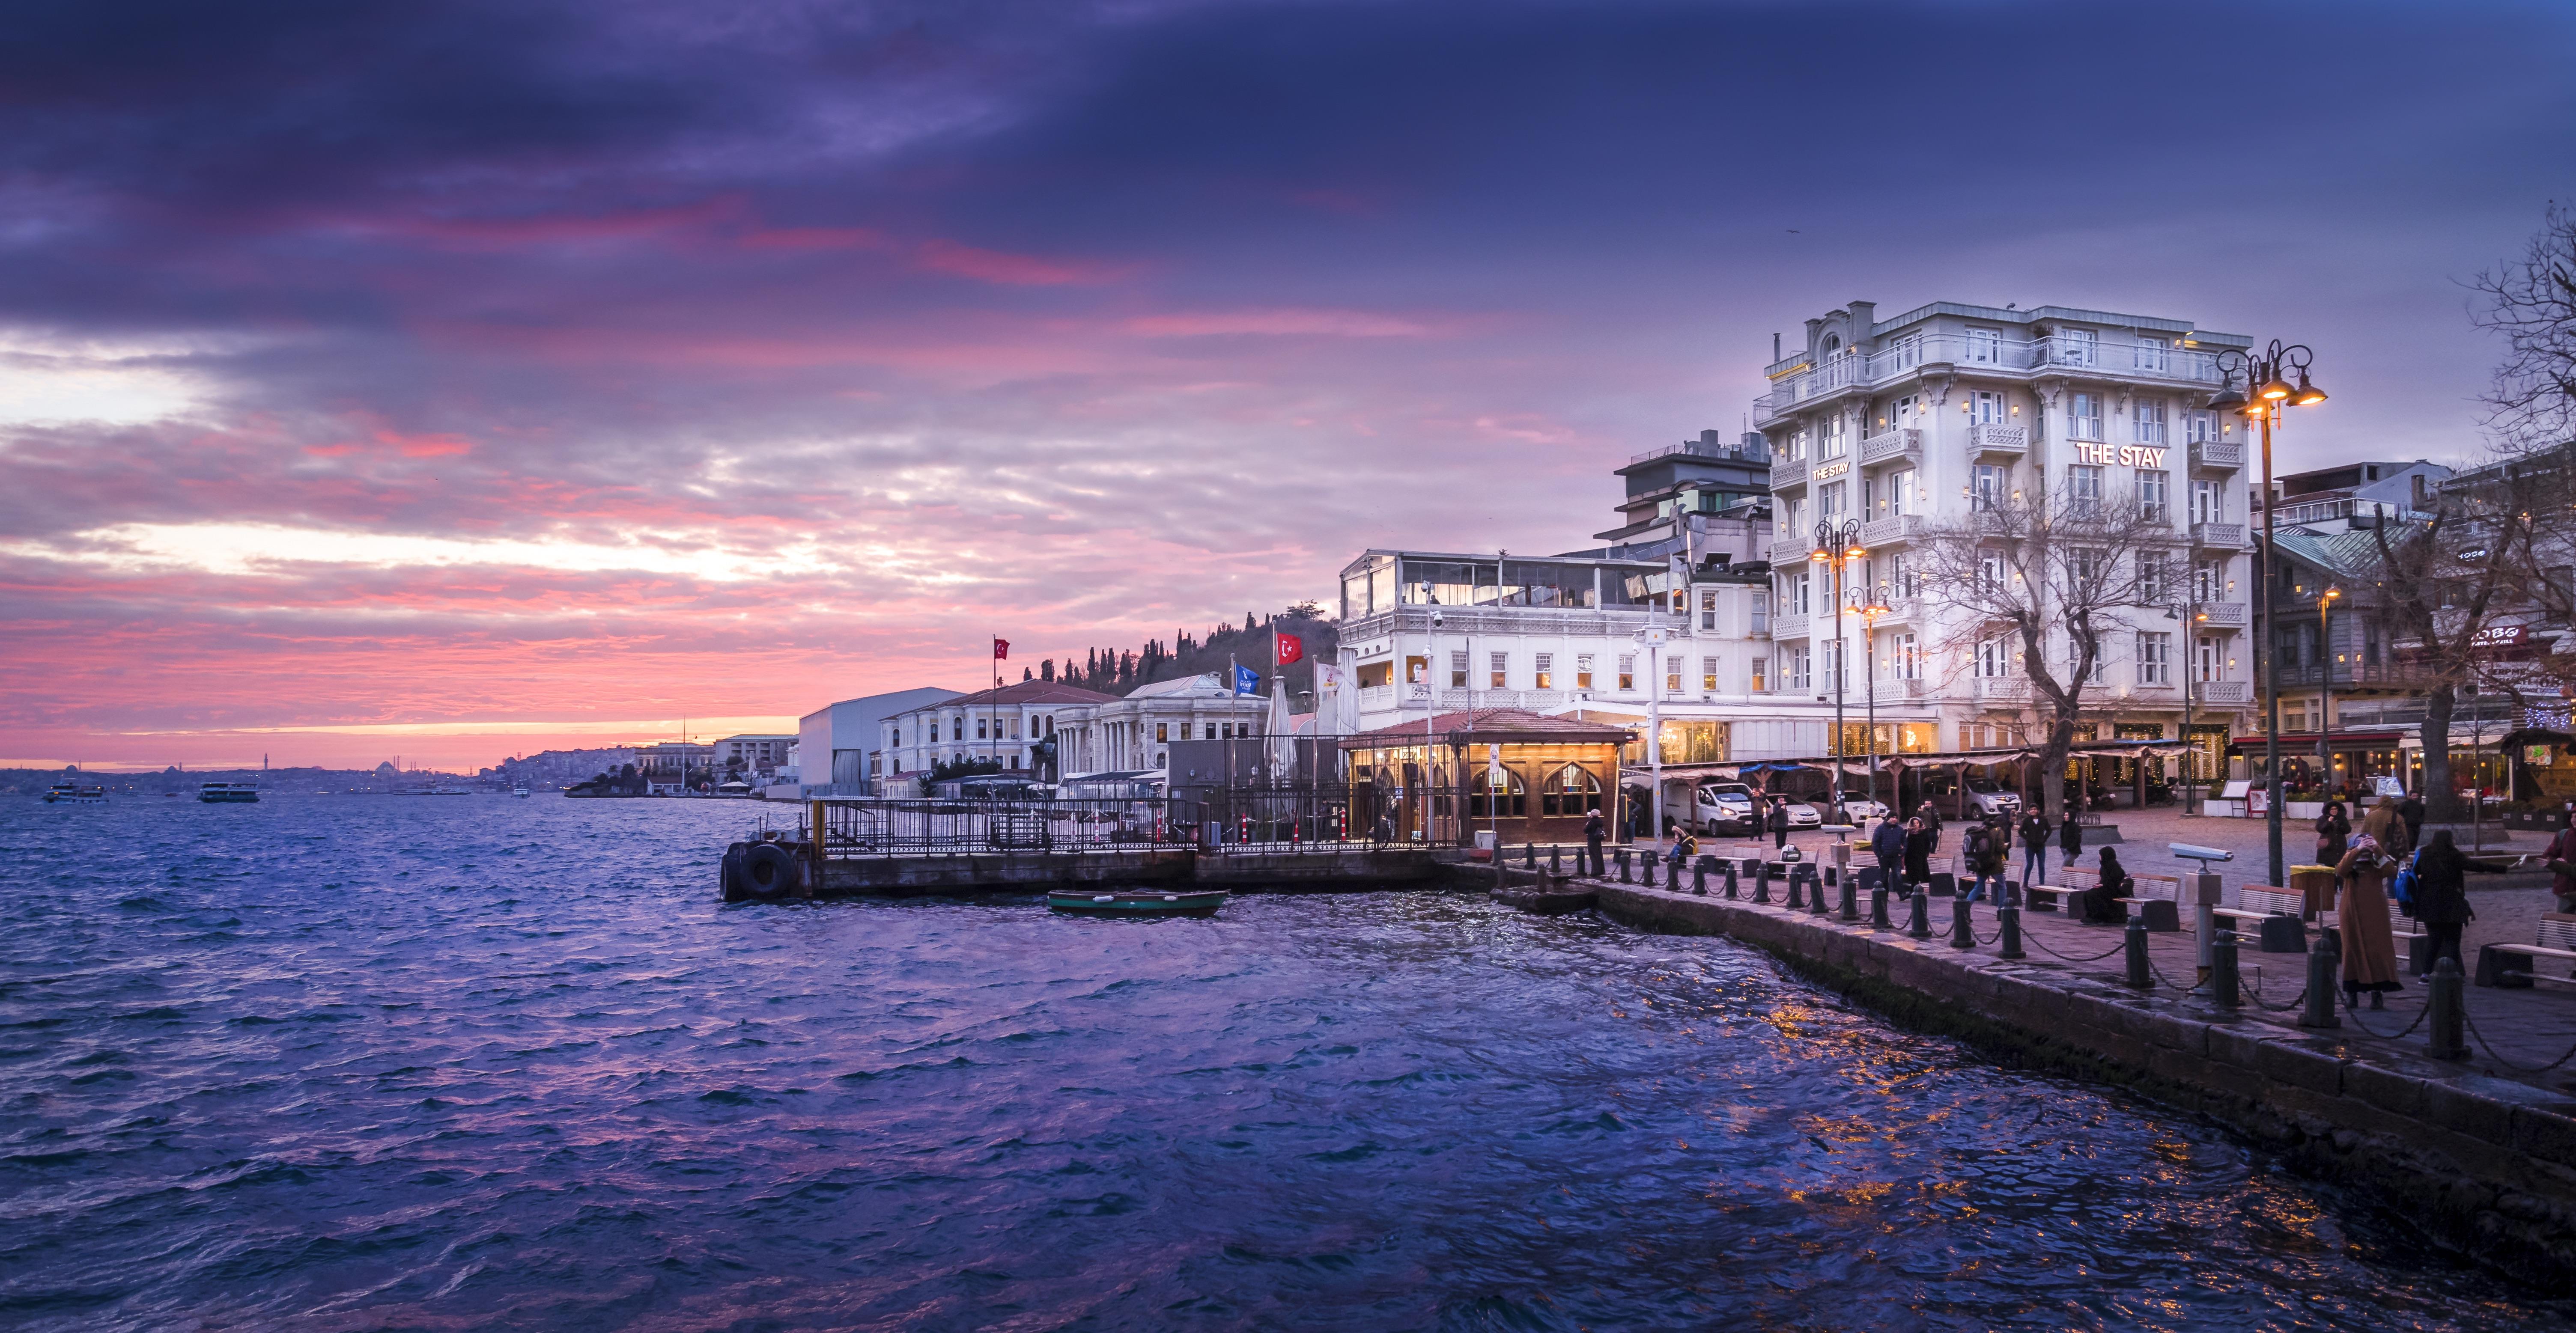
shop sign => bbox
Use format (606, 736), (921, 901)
(2527, 744), (2555, 767)
(1813, 460), (1850, 482)
(2472, 624), (2528, 649)
(2070, 442), (2169, 468)
(2374, 776), (2404, 797)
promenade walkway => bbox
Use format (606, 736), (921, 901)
(1586, 809), (2576, 1098)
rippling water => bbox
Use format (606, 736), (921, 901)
(0, 796), (2561, 1330)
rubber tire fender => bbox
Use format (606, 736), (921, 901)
(743, 842), (803, 900)
(720, 842), (750, 901)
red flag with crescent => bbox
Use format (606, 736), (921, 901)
(1275, 632), (1304, 666)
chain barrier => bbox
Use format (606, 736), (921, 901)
(2147, 957), (2198, 993)
(2241, 970), (2308, 1014)
(2016, 928), (2132, 964)
(2335, 988), (2432, 1041)
(2461, 1006), (2576, 1074)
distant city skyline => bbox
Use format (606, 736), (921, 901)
(6, 1), (2573, 770)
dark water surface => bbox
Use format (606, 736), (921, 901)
(0, 797), (2561, 1330)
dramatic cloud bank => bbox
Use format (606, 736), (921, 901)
(5, 0), (2572, 768)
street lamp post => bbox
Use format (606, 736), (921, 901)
(1810, 519), (1866, 818)
(2208, 342), (2329, 888)
(1859, 596), (1893, 812)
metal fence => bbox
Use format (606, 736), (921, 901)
(814, 798), (1172, 858)
(1174, 786), (1390, 851)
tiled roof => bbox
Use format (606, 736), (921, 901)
(933, 680), (1121, 708)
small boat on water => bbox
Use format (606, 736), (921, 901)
(198, 782), (259, 803)
(42, 783), (107, 804)
(1046, 888), (1227, 918)
(511, 784), (530, 798)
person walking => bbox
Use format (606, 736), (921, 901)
(2409, 828), (2476, 975)
(2545, 817), (2576, 914)
(2334, 833), (2405, 1009)
(1582, 808), (1606, 878)
(1960, 818), (2007, 903)
(2081, 846), (2131, 924)
(2057, 806), (2083, 869)
(1871, 811), (1907, 898)
(2314, 800), (2352, 869)
(2018, 807), (2051, 891)
(1768, 796), (1792, 854)
(1902, 816), (1935, 894)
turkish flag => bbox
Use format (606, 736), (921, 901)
(1275, 632), (1304, 666)
(993, 638), (1009, 660)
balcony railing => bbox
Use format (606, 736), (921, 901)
(2195, 680), (2253, 705)
(2191, 521), (2247, 549)
(1967, 423), (2027, 457)
(1769, 535), (1815, 566)
(1858, 427), (1921, 465)
(1975, 676), (2031, 702)
(1771, 456), (1807, 489)
(1757, 330), (2227, 420)
(1772, 613), (1810, 640)
(1433, 688), (1583, 711)
(1860, 513), (1923, 548)
(2193, 602), (2247, 628)
(2189, 438), (2245, 471)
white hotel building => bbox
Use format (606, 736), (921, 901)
(1751, 300), (2257, 781)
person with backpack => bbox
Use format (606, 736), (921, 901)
(1960, 818), (2007, 903)
(2409, 828), (2476, 974)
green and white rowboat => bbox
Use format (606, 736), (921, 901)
(1046, 888), (1227, 918)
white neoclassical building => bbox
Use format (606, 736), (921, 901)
(1751, 299), (2258, 783)
(875, 674), (1270, 787)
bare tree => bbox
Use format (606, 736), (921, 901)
(2371, 473), (2527, 820)
(2470, 203), (2576, 449)
(1912, 481), (2179, 825)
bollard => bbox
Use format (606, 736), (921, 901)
(1525, 842), (1536, 868)
(1645, 852), (1660, 889)
(1785, 868), (1806, 910)
(1839, 874), (1858, 921)
(1723, 860), (1739, 899)
(1998, 904), (2024, 959)
(2124, 919), (2152, 990)
(1753, 862), (1772, 904)
(1870, 887), (1891, 930)
(1907, 888), (1932, 939)
(2209, 931), (2240, 1010)
(2427, 956), (2466, 1060)
(1550, 845), (1562, 875)
(1809, 867), (1831, 917)
(1950, 896), (1977, 949)
(1693, 857), (1708, 896)
(2297, 935), (2340, 1029)
(1617, 848), (1632, 884)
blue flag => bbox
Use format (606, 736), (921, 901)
(1233, 664), (1260, 695)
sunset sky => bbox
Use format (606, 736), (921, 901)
(7, 1), (2573, 771)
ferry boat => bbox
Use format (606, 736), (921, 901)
(1046, 888), (1227, 919)
(42, 783), (107, 804)
(197, 782), (260, 803)
(512, 784), (530, 798)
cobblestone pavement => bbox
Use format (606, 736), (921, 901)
(1584, 806), (2576, 1095)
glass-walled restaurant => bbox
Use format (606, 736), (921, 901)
(1341, 551), (1682, 619)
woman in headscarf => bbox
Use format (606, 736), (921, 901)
(1902, 816), (1934, 892)
(2408, 828), (2476, 976)
(2314, 799), (2352, 869)
(2081, 846), (2130, 925)
(2334, 832), (2405, 1009)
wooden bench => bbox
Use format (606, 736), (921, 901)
(2114, 873), (2184, 932)
(2477, 913), (2576, 989)
(2212, 887), (2307, 953)
(2025, 865), (2093, 913)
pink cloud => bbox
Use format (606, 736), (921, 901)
(1122, 308), (1440, 338)
(914, 238), (1127, 286)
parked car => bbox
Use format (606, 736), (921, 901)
(1779, 800), (1823, 829)
(1962, 779), (2024, 818)
(1833, 797), (1888, 824)
(1694, 782), (1757, 834)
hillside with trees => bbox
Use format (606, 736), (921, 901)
(1017, 602), (1338, 707)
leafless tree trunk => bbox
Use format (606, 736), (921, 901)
(2471, 203), (2576, 449)
(2372, 488), (2519, 821)
(1913, 481), (2180, 827)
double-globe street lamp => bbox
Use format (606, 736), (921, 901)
(2208, 341), (2329, 889)
(1810, 519), (1868, 818)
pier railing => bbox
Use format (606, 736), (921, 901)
(814, 798), (1174, 857)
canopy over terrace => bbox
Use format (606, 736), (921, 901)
(1342, 708), (1632, 847)
(1637, 740), (2191, 821)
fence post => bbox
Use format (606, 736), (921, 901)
(1550, 845), (1562, 875)
(2427, 956), (2466, 1060)
(1807, 866), (1831, 916)
(1949, 896), (1976, 949)
(1871, 886), (1892, 930)
(2298, 936), (2340, 1029)
(1617, 848), (1632, 884)
(1525, 842), (1536, 868)
(1839, 872), (1858, 921)
(1907, 888), (1932, 939)
(1998, 903), (2024, 959)
(2124, 919), (2152, 990)
(1693, 857), (1708, 896)
(2209, 931), (2239, 1010)
(1753, 861), (1771, 904)
(1785, 867), (1806, 910)
(1723, 859), (1739, 899)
